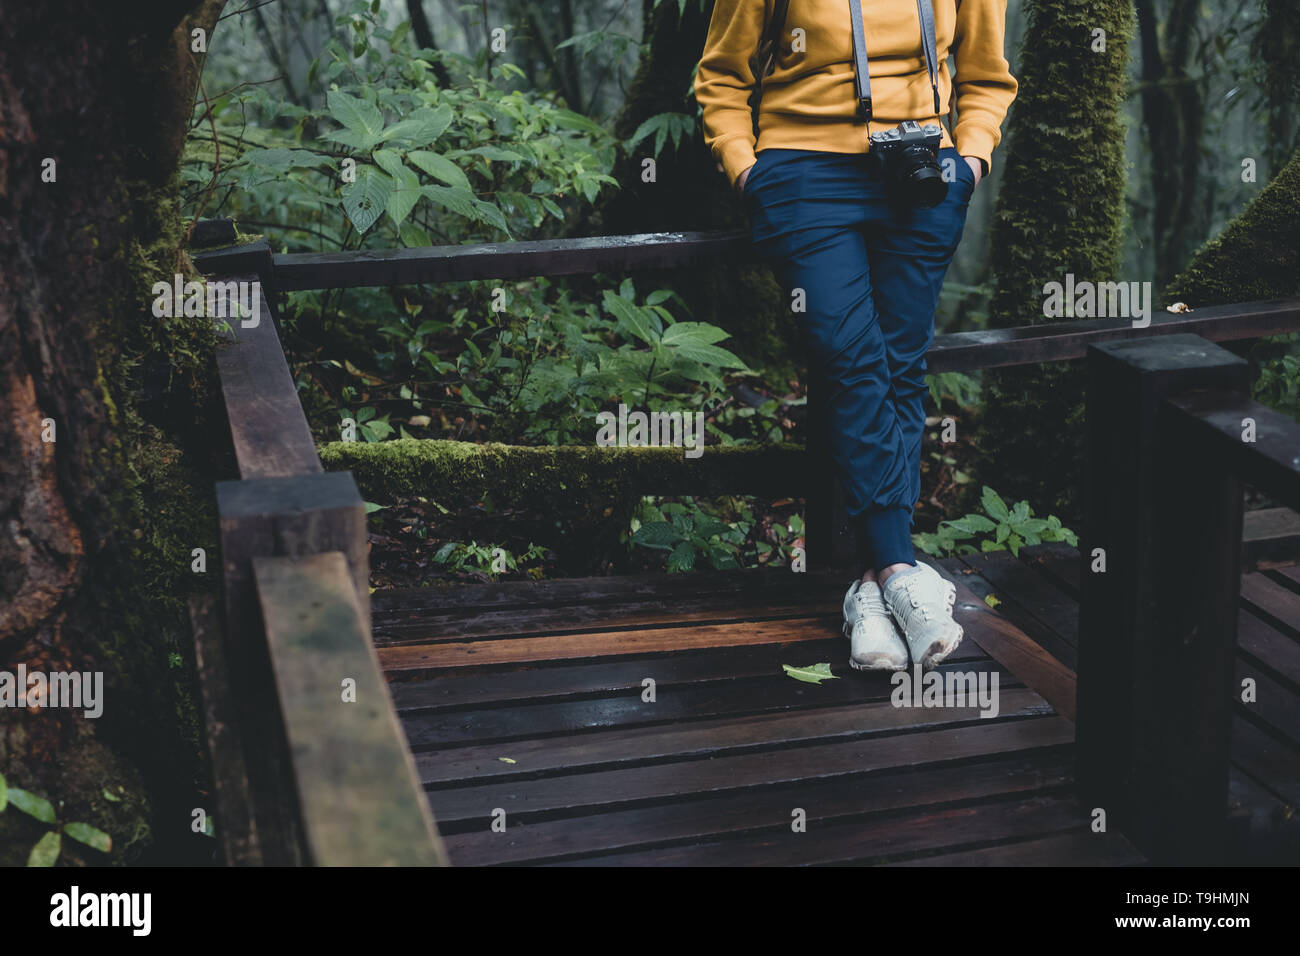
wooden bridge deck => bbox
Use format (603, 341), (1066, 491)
(370, 544), (1299, 865)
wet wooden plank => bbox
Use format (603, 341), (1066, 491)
(273, 230), (753, 290)
(1240, 573), (1300, 637)
(372, 568), (844, 617)
(425, 716), (1073, 824)
(415, 687), (1049, 787)
(550, 790), (1090, 866)
(378, 616), (844, 671)
(950, 554), (1078, 670)
(443, 751), (1074, 865)
(886, 830), (1144, 866)
(211, 275), (320, 480)
(1231, 717), (1300, 806)
(1242, 508), (1300, 570)
(254, 552), (447, 866)
(937, 559), (1077, 721)
(375, 597), (841, 646)
(403, 657), (1017, 749)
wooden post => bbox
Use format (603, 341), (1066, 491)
(1077, 334), (1252, 863)
(216, 470), (370, 865)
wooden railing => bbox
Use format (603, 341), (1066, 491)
(189, 265), (446, 866)
(1077, 334), (1300, 864)
(191, 229), (1300, 866)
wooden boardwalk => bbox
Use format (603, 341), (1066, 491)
(370, 543), (1299, 865)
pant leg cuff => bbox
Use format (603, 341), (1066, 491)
(857, 508), (915, 571)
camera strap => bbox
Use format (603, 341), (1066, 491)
(849, 0), (943, 123)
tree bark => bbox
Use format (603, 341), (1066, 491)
(972, 0), (1135, 524)
(0, 0), (228, 864)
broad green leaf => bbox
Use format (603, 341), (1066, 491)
(63, 822), (112, 853)
(668, 541), (696, 571)
(981, 486), (1010, 522)
(27, 831), (61, 867)
(374, 149), (422, 226)
(602, 291), (658, 346)
(471, 199), (512, 237)
(782, 662), (839, 685)
(8, 787), (55, 823)
(948, 514), (996, 534)
(407, 150), (471, 189)
(399, 221), (432, 248)
(327, 90), (385, 150)
(631, 521), (680, 549)
(377, 105), (454, 147)
(665, 339), (748, 369)
(660, 322), (730, 347)
(422, 184), (478, 220)
(340, 165), (392, 234)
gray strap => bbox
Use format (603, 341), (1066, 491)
(848, 0), (942, 122)
(848, 0), (873, 121)
(915, 0), (943, 116)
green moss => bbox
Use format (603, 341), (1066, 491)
(319, 438), (808, 506)
(1164, 149), (1300, 305)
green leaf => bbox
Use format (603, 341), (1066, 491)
(374, 149), (422, 226)
(27, 831), (61, 867)
(631, 521), (680, 549)
(377, 105), (454, 147)
(422, 184), (478, 220)
(327, 90), (385, 150)
(8, 787), (55, 824)
(101, 788), (121, 803)
(63, 822), (112, 853)
(602, 290), (658, 346)
(948, 514), (997, 534)
(0, 772), (6, 812)
(667, 540), (696, 571)
(660, 321), (730, 347)
(363, 501), (386, 514)
(341, 165), (392, 234)
(782, 662), (840, 685)
(981, 486), (1010, 522)
(407, 150), (471, 189)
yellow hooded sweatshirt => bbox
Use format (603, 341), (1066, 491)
(694, 0), (1018, 189)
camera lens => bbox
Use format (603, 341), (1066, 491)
(899, 146), (947, 209)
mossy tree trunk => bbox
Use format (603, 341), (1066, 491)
(972, 0), (1135, 524)
(0, 0), (227, 864)
(576, 0), (796, 374)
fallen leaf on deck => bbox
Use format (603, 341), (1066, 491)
(782, 663), (839, 684)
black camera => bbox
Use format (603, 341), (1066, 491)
(867, 120), (947, 209)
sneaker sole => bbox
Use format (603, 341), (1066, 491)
(843, 622), (908, 672)
(913, 623), (964, 670)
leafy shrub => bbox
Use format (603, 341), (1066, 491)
(913, 486), (1078, 558)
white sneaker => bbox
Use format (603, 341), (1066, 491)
(881, 562), (963, 670)
(843, 579), (909, 671)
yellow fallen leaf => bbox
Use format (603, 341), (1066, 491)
(498, 757), (516, 764)
(984, 593), (1001, 608)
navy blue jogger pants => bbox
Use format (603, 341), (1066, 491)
(745, 146), (974, 573)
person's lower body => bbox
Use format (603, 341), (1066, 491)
(745, 144), (974, 668)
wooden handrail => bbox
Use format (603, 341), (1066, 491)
(194, 257), (447, 866)
(1076, 333), (1300, 865)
